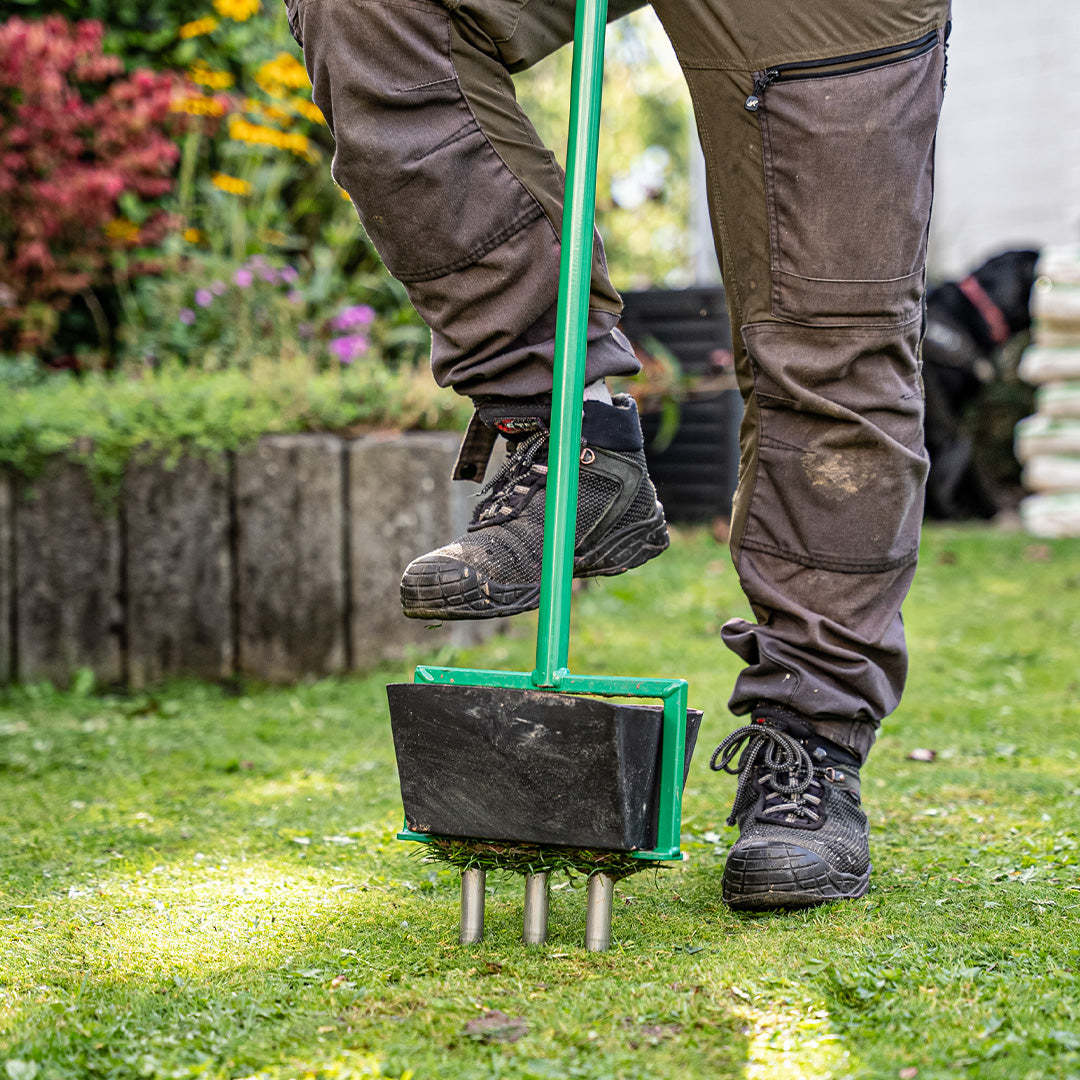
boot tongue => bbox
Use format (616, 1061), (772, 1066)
(475, 398), (552, 442)
(751, 702), (814, 740)
(751, 703), (860, 769)
(491, 416), (547, 439)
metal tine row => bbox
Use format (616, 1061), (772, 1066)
(458, 869), (616, 952)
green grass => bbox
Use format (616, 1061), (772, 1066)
(2, 524), (1079, 1079)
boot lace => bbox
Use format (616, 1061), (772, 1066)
(467, 430), (549, 531)
(710, 722), (822, 827)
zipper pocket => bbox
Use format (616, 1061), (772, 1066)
(744, 30), (939, 112)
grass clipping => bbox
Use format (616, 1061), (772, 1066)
(426, 838), (658, 881)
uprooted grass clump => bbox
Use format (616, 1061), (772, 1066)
(425, 838), (656, 880)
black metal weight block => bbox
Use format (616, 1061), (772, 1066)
(387, 683), (701, 851)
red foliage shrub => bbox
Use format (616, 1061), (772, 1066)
(0, 16), (181, 352)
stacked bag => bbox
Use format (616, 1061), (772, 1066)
(1015, 246), (1080, 537)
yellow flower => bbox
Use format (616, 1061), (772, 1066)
(179, 16), (219, 38)
(292, 97), (326, 125)
(228, 116), (315, 161)
(105, 219), (140, 244)
(255, 52), (311, 95)
(211, 173), (253, 196)
(183, 227), (204, 244)
(259, 103), (293, 125)
(171, 94), (227, 117)
(213, 0), (261, 21)
(188, 63), (235, 90)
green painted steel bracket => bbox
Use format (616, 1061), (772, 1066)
(396, 0), (691, 866)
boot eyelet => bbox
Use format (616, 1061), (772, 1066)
(580, 447), (596, 465)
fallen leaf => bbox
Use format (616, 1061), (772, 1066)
(1023, 544), (1052, 562)
(621, 1018), (683, 1040)
(463, 1010), (529, 1044)
(906, 748), (936, 762)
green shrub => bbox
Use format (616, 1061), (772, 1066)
(0, 359), (470, 501)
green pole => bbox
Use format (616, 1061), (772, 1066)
(532, 0), (609, 688)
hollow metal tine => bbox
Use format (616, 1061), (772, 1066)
(585, 871), (614, 952)
(459, 867), (486, 944)
(522, 871), (550, 945)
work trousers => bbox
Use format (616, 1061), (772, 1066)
(287, 0), (951, 727)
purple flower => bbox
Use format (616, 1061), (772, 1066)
(210, 279), (227, 296)
(280, 265), (299, 284)
(287, 290), (304, 304)
(195, 288), (214, 308)
(329, 334), (369, 364)
(233, 268), (254, 288)
(179, 308), (196, 325)
(258, 266), (279, 284)
(331, 304), (376, 332)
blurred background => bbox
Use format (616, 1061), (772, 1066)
(1, 0), (1079, 689)
(2, 0), (1075, 369)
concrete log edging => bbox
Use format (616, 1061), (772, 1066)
(0, 432), (496, 688)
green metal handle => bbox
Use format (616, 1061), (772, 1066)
(532, 0), (609, 688)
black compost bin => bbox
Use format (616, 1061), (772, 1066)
(620, 286), (742, 523)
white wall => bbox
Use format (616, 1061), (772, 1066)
(928, 0), (1080, 278)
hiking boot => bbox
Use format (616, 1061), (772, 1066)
(711, 703), (871, 911)
(400, 394), (669, 619)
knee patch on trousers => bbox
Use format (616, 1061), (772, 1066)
(737, 319), (928, 575)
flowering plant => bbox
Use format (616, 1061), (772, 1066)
(0, 17), (181, 358)
(121, 253), (311, 369)
(2, 5), (428, 371)
(168, 5), (340, 262)
(118, 250), (421, 371)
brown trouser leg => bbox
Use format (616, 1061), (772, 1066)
(288, 0), (950, 729)
(649, 1), (950, 728)
(287, 0), (644, 398)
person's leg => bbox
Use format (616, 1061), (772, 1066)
(651, 0), (950, 906)
(287, 0), (644, 397)
(287, 0), (669, 618)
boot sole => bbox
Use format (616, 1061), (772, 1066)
(722, 840), (871, 911)
(400, 510), (670, 620)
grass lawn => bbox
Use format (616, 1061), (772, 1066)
(2, 524), (1079, 1080)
